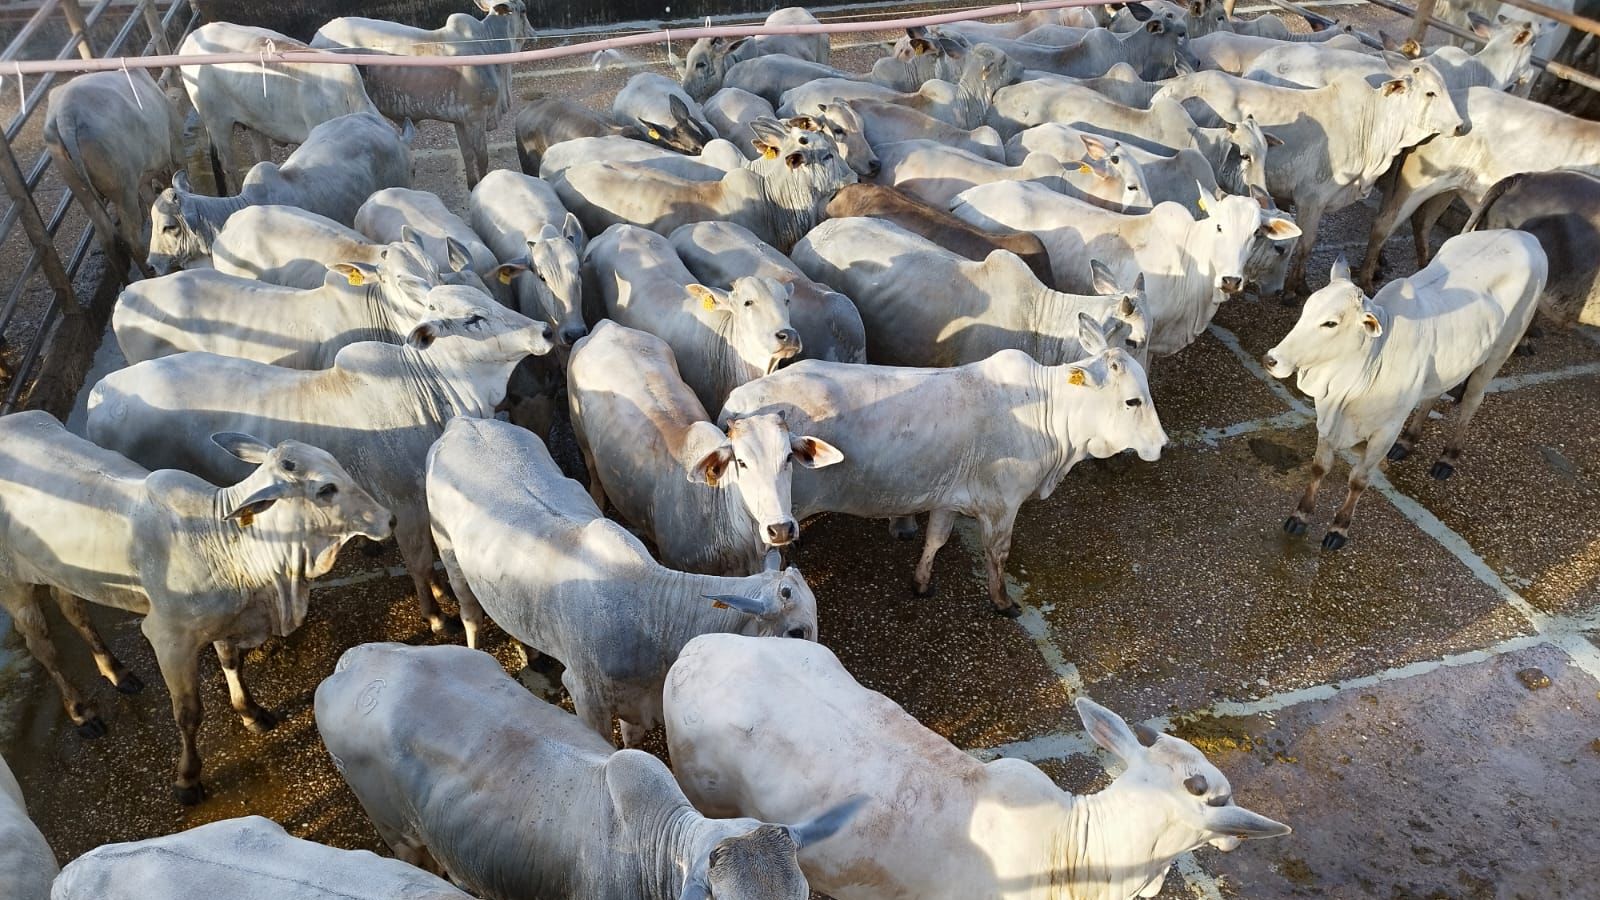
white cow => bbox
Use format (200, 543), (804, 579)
(316, 642), (861, 899)
(584, 224), (800, 413)
(147, 113), (414, 274)
(669, 220), (868, 365)
(952, 180), (1300, 356)
(1187, 29), (1368, 73)
(613, 73), (719, 154)
(680, 6), (832, 101)
(179, 23), (381, 189)
(875, 136), (1149, 212)
(1263, 232), (1545, 549)
(468, 170), (590, 346)
(666, 634), (1291, 900)
(539, 134), (748, 183)
(355, 188), (508, 302)
(842, 97), (1006, 161)
(720, 337), (1166, 617)
(779, 44), (1022, 131)
(312, 0), (532, 187)
(1, 754), (55, 900)
(0, 412), (390, 803)
(425, 417), (819, 743)
(86, 287), (554, 638)
(51, 816), (473, 900)
(792, 217), (1150, 368)
(1154, 69), (1463, 294)
(569, 321), (843, 575)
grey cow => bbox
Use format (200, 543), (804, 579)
(426, 417), (820, 744)
(669, 220), (868, 365)
(316, 641), (862, 899)
(585, 223), (800, 413)
(613, 73), (719, 154)
(721, 336), (1167, 617)
(680, 7), (832, 101)
(52, 816), (473, 900)
(792, 217), (1150, 369)
(570, 321), (843, 575)
(87, 287), (554, 639)
(43, 69), (183, 274)
(355, 187), (510, 303)
(0, 412), (390, 803)
(468, 169), (590, 346)
(147, 113), (415, 274)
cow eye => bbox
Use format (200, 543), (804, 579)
(1215, 223), (1223, 233)
(1425, 90), (1437, 98)
(317, 484), (339, 498)
(1321, 320), (1338, 328)
(736, 459), (748, 469)
(1239, 153), (1251, 161)
(833, 129), (845, 137)
(465, 314), (486, 326)
(281, 459), (297, 472)
(1126, 397), (1143, 408)
(163, 224), (180, 234)
(779, 586), (792, 600)
(743, 300), (753, 307)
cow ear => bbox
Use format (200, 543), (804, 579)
(1401, 39), (1422, 57)
(1146, 19), (1166, 34)
(1360, 312), (1383, 337)
(687, 283), (731, 312)
(791, 435), (844, 469)
(668, 94), (694, 123)
(1076, 697), (1146, 763)
(224, 480), (297, 522)
(407, 320), (442, 349)
(493, 262), (527, 285)
(1118, 293), (1139, 316)
(1089, 258), (1121, 296)
(637, 117), (671, 143)
(400, 224), (427, 252)
(1132, 272), (1146, 293)
(1193, 182), (1211, 216)
(785, 151), (806, 170)
(677, 866), (712, 900)
(690, 443), (734, 486)
(1381, 78), (1408, 96)
(445, 237), (474, 273)
(328, 262), (378, 287)
(784, 115), (818, 131)
(212, 432), (275, 464)
(788, 795), (867, 849)
(1080, 134), (1109, 160)
(1202, 804), (1292, 840)
(1330, 254), (1352, 283)
(1260, 216), (1301, 240)
(171, 169), (192, 194)
(1126, 1), (1155, 20)
(1077, 312), (1111, 356)
(1261, 131), (1284, 147)
(560, 212), (587, 250)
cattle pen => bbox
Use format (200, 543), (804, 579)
(4, 0), (1600, 897)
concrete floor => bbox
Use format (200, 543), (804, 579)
(5, 4), (1600, 898)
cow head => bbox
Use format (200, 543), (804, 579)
(507, 216), (588, 346)
(958, 43), (1024, 104)
(1263, 255), (1383, 379)
(474, 0), (531, 44)
(1375, 65), (1466, 153)
(686, 276), (800, 377)
(785, 99), (880, 179)
(1219, 115), (1280, 197)
(636, 94), (717, 155)
(1075, 696), (1289, 884)
(872, 26), (968, 91)
(1059, 314), (1167, 462)
(403, 285), (556, 363)
(1192, 189), (1301, 302)
(147, 171), (209, 275)
(679, 795), (866, 900)
(213, 432), (393, 636)
(704, 556), (819, 641)
(1070, 135), (1151, 213)
(689, 412), (842, 550)
(681, 35), (750, 102)
(1242, 187), (1297, 299)
(1088, 260), (1152, 369)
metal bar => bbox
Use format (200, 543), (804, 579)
(140, 0), (170, 56)
(0, 137), (79, 317)
(0, 0), (64, 64)
(5, 0), (118, 141)
(1496, 0), (1600, 40)
(1256, 0), (1340, 29)
(0, 141), (57, 252)
(0, 181), (80, 337)
(59, 0), (97, 61)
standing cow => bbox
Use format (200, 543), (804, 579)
(426, 417), (819, 744)
(0, 412), (390, 803)
(468, 170), (589, 347)
(317, 642), (861, 899)
(1263, 231), (1545, 549)
(721, 326), (1167, 617)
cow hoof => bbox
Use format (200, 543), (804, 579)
(1387, 442), (1411, 462)
(430, 615), (465, 637)
(1321, 531), (1348, 551)
(992, 602), (1023, 620)
(1429, 461), (1455, 480)
(1283, 516), (1308, 536)
(174, 782), (207, 806)
(888, 517), (919, 541)
(114, 671), (145, 694)
(912, 577), (937, 599)
(75, 716), (108, 740)
(243, 709), (278, 734)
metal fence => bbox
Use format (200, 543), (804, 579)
(0, 0), (196, 417)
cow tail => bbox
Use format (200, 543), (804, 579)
(1464, 175), (1516, 233)
(47, 115), (107, 210)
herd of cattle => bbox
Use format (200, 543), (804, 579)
(4, 0), (1600, 896)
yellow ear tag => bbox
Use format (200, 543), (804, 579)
(1077, 163), (1092, 174)
(701, 294), (717, 311)
(648, 128), (661, 140)
(1196, 196), (1209, 214)
(1068, 369), (1086, 386)
(498, 269), (513, 285)
(762, 146), (778, 160)
(346, 270), (364, 286)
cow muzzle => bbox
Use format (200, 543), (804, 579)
(1220, 276), (1244, 296)
(558, 323), (588, 346)
(766, 519), (799, 546)
(1261, 351), (1292, 379)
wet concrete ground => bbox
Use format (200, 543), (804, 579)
(5, 3), (1600, 897)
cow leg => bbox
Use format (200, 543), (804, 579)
(888, 515), (919, 541)
(1285, 437), (1335, 537)
(1323, 428), (1398, 551)
(198, 114), (237, 195)
(144, 618), (206, 804)
(1433, 359), (1502, 480)
(453, 121), (481, 188)
(562, 669), (615, 744)
(619, 719), (651, 748)
(1387, 396), (1438, 462)
(397, 514), (462, 636)
(52, 589), (141, 694)
(1285, 195), (1326, 298)
(1, 583), (105, 738)
(912, 508), (956, 598)
(116, 182), (155, 278)
(51, 145), (126, 277)
(1410, 192), (1456, 268)
(214, 639), (276, 734)
(435, 532), (487, 650)
(247, 128), (272, 170)
(1359, 168), (1438, 290)
(579, 447), (608, 511)
(977, 508), (1022, 618)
